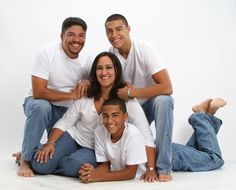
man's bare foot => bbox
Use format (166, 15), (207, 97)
(192, 99), (212, 113)
(207, 97), (226, 115)
(17, 157), (35, 177)
(158, 173), (172, 182)
(12, 152), (21, 165)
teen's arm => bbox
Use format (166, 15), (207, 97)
(117, 69), (173, 100)
(79, 162), (138, 183)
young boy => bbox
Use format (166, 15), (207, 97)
(79, 97), (147, 182)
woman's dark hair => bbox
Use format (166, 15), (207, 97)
(88, 52), (125, 100)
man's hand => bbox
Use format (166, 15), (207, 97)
(77, 80), (90, 99)
(140, 170), (159, 183)
(79, 163), (96, 183)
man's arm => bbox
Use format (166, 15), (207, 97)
(32, 76), (78, 101)
(117, 69), (173, 100)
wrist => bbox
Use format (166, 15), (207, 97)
(46, 141), (56, 146)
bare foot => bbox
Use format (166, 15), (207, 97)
(12, 152), (21, 165)
(158, 173), (172, 182)
(192, 99), (212, 113)
(17, 157), (35, 177)
(207, 97), (226, 115)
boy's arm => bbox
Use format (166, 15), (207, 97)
(117, 69), (173, 100)
(79, 162), (138, 183)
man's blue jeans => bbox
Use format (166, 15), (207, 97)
(172, 113), (224, 171)
(22, 97), (67, 161)
(142, 95), (174, 174)
(31, 132), (97, 177)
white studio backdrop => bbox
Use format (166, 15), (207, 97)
(0, 0), (236, 162)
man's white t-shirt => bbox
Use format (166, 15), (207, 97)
(26, 42), (93, 107)
(95, 123), (147, 177)
(109, 40), (166, 105)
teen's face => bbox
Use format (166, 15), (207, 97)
(96, 56), (116, 88)
(102, 105), (127, 136)
(61, 25), (86, 59)
(105, 20), (130, 49)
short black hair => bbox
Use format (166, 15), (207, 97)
(102, 97), (127, 113)
(61, 17), (87, 33)
(105, 14), (129, 27)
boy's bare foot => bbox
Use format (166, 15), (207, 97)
(12, 152), (21, 165)
(17, 157), (35, 177)
(158, 173), (172, 182)
(192, 99), (212, 113)
(207, 97), (226, 115)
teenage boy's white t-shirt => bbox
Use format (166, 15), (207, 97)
(95, 123), (147, 177)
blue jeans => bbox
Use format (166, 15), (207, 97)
(22, 97), (67, 161)
(142, 95), (174, 174)
(172, 113), (224, 171)
(31, 132), (97, 177)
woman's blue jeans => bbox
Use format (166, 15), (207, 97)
(172, 112), (224, 171)
(31, 132), (97, 177)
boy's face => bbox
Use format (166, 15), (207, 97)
(105, 20), (130, 50)
(101, 105), (128, 136)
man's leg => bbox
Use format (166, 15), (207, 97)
(172, 113), (224, 171)
(142, 95), (174, 181)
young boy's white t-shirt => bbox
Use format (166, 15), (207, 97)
(95, 123), (147, 177)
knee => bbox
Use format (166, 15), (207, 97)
(28, 99), (52, 116)
(31, 158), (56, 174)
(153, 95), (174, 108)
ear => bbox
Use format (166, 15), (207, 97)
(60, 33), (64, 40)
(127, 26), (131, 32)
(124, 112), (128, 121)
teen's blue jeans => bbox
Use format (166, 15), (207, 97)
(22, 97), (67, 161)
(142, 95), (174, 174)
(31, 132), (97, 177)
(172, 113), (224, 171)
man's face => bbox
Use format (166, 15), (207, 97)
(105, 20), (130, 50)
(61, 25), (86, 59)
(101, 105), (127, 137)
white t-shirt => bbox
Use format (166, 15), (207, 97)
(53, 97), (154, 149)
(109, 39), (166, 105)
(95, 123), (147, 177)
(26, 42), (93, 107)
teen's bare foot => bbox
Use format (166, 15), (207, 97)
(17, 157), (35, 177)
(158, 173), (172, 182)
(192, 99), (212, 113)
(12, 152), (21, 165)
(207, 97), (226, 115)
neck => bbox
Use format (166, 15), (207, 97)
(118, 40), (132, 59)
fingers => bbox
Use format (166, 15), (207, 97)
(77, 84), (88, 99)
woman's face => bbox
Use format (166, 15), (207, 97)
(96, 56), (116, 88)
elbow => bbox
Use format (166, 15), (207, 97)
(165, 85), (173, 95)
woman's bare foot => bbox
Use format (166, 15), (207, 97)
(192, 99), (212, 113)
(12, 152), (21, 165)
(158, 173), (172, 182)
(17, 158), (35, 177)
(207, 97), (226, 115)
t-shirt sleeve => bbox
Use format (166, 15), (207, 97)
(125, 126), (147, 165)
(31, 48), (50, 80)
(95, 126), (109, 162)
(142, 42), (166, 75)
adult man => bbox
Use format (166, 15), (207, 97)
(16, 17), (93, 177)
(105, 14), (174, 182)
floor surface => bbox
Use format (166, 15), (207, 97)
(0, 153), (235, 190)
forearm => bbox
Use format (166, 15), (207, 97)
(47, 128), (64, 144)
(130, 84), (173, 99)
(93, 166), (137, 182)
(145, 146), (156, 170)
(33, 88), (76, 102)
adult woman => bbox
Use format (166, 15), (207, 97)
(31, 52), (157, 182)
